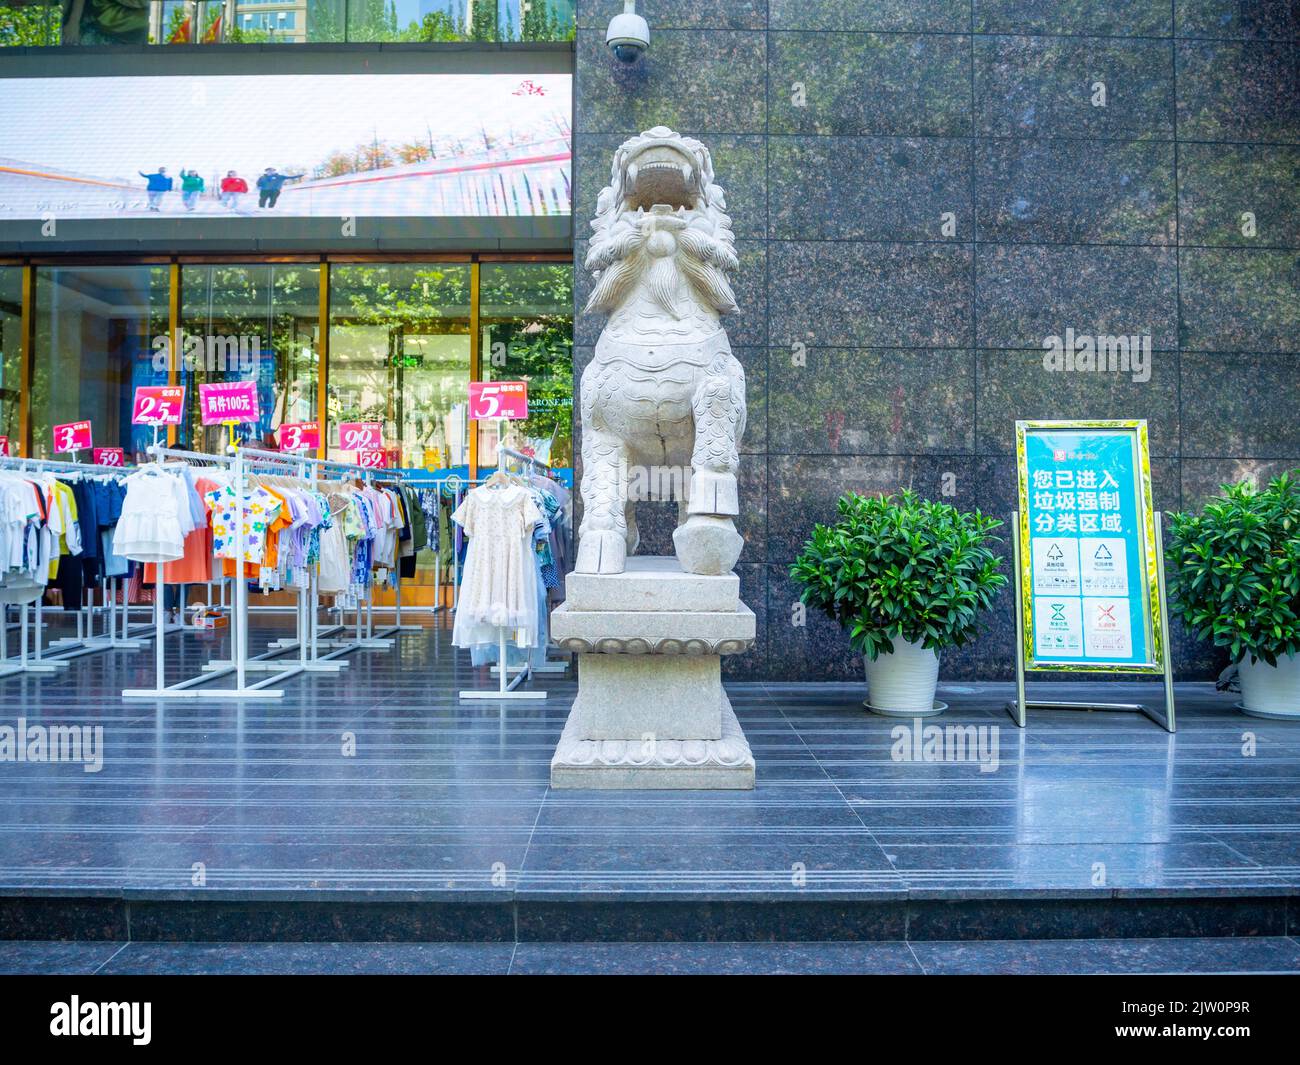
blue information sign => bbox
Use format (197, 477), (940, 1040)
(1016, 420), (1164, 673)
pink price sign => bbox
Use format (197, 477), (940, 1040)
(357, 449), (388, 469)
(93, 448), (125, 467)
(131, 385), (186, 426)
(53, 420), (93, 454)
(277, 421), (320, 452)
(469, 380), (529, 421)
(198, 381), (260, 426)
(0, 437), (9, 457)
(338, 422), (383, 451)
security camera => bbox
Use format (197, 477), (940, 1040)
(607, 1), (649, 64)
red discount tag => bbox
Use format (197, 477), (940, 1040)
(93, 447), (125, 467)
(199, 381), (259, 426)
(53, 420), (93, 454)
(131, 385), (185, 426)
(358, 449), (388, 469)
(277, 421), (320, 452)
(469, 380), (528, 421)
(338, 422), (383, 451)
(0, 436), (9, 457)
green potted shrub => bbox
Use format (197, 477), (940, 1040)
(790, 490), (1008, 715)
(1168, 472), (1300, 719)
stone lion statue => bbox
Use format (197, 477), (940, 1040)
(576, 126), (746, 576)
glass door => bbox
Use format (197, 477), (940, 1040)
(327, 263), (471, 467)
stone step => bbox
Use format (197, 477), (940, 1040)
(4, 890), (1293, 944)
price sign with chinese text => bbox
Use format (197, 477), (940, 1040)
(338, 422), (382, 451)
(277, 422), (320, 452)
(358, 449), (388, 469)
(132, 385), (185, 426)
(0, 437), (9, 457)
(199, 381), (259, 426)
(469, 380), (528, 421)
(93, 448), (125, 467)
(1016, 420), (1163, 673)
(53, 420), (93, 454)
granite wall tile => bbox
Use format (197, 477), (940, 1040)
(975, 348), (1181, 456)
(1179, 248), (1300, 350)
(577, 0), (767, 30)
(770, 0), (970, 33)
(767, 454), (982, 563)
(975, 0), (1173, 36)
(768, 348), (975, 455)
(728, 240), (769, 348)
(769, 136), (973, 242)
(573, 5), (1300, 684)
(727, 562), (769, 678)
(975, 35), (1176, 138)
(1181, 457), (1300, 508)
(770, 242), (972, 348)
(1181, 351), (1300, 455)
(739, 348), (767, 456)
(575, 29), (767, 134)
(975, 138), (1177, 245)
(769, 32), (972, 137)
(1176, 40), (1300, 142)
(1175, 0), (1297, 40)
(976, 244), (1179, 349)
(1178, 143), (1300, 247)
(768, 562), (866, 682)
(574, 133), (768, 240)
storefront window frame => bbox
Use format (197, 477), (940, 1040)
(0, 251), (571, 479)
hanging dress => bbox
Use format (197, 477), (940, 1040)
(451, 483), (542, 649)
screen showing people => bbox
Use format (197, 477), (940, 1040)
(0, 73), (572, 221)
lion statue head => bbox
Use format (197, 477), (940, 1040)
(583, 126), (738, 321)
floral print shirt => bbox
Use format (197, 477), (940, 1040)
(204, 484), (283, 565)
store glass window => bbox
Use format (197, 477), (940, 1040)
(327, 263), (471, 468)
(31, 265), (169, 459)
(178, 263), (320, 453)
(0, 267), (20, 448)
(477, 261), (573, 472)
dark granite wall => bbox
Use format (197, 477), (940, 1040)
(572, 0), (1300, 681)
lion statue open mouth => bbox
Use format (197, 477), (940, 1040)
(576, 126), (746, 576)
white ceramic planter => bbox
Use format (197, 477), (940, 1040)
(863, 637), (943, 717)
(1238, 652), (1300, 719)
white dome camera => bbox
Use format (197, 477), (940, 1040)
(607, 1), (649, 64)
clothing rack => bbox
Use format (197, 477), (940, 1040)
(195, 446), (347, 677)
(122, 444), (281, 698)
(401, 473), (478, 614)
(0, 454), (147, 678)
(121, 443), (415, 699)
(498, 445), (551, 475)
(226, 445), (414, 657)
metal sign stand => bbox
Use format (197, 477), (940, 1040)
(1007, 511), (1176, 732)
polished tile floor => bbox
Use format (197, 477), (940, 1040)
(1, 613), (1296, 900)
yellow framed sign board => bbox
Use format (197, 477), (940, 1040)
(1009, 420), (1175, 731)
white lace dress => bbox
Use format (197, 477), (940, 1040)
(451, 484), (542, 649)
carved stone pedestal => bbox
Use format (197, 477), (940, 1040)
(550, 557), (756, 789)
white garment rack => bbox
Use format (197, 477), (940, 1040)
(218, 445), (413, 661)
(0, 454), (149, 679)
(122, 444), (414, 699)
